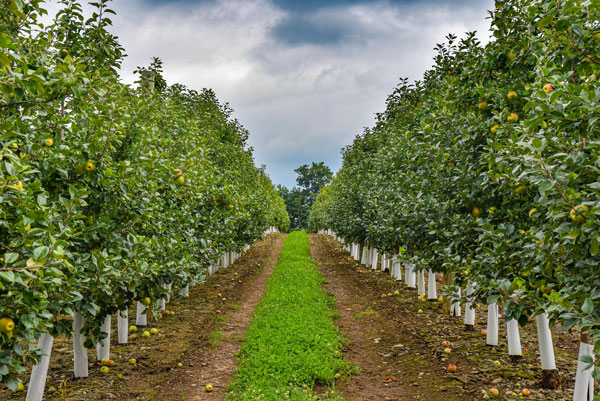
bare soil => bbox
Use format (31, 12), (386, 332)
(309, 234), (579, 401)
(0, 233), (285, 401)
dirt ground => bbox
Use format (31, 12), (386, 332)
(309, 234), (580, 401)
(0, 233), (285, 401)
(2, 232), (582, 401)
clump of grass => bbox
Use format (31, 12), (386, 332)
(227, 231), (350, 400)
(210, 331), (223, 348)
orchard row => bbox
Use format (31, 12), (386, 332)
(0, 0), (289, 394)
(310, 1), (599, 400)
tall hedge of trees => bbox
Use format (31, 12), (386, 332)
(0, 0), (288, 389)
(310, 0), (600, 385)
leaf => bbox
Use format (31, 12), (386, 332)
(3, 253), (18, 264)
(32, 246), (49, 262)
(0, 52), (9, 69)
(487, 294), (499, 305)
(26, 257), (43, 267)
(591, 237), (599, 257)
(538, 180), (553, 196)
(582, 298), (594, 315)
(0, 271), (15, 283)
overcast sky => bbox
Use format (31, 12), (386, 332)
(45, 0), (494, 187)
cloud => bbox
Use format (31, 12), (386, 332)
(42, 0), (494, 187)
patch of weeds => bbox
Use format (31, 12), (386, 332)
(210, 331), (223, 348)
(227, 231), (350, 400)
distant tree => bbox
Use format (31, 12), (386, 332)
(279, 162), (333, 229)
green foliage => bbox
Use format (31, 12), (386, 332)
(279, 162), (332, 229)
(227, 231), (349, 400)
(310, 0), (600, 374)
(0, 0), (288, 389)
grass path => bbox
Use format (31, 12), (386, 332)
(227, 231), (350, 400)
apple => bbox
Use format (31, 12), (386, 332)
(16, 382), (24, 392)
(381, 294), (387, 298)
(128, 358), (136, 365)
(100, 366), (110, 374)
(522, 388), (531, 396)
(543, 83), (553, 93)
(387, 293), (392, 297)
(507, 90), (517, 99)
(570, 205), (589, 223)
(507, 52), (516, 60)
(101, 358), (109, 365)
(205, 384), (213, 392)
(478, 101), (488, 111)
(444, 348), (452, 354)
(507, 112), (519, 122)
(417, 309), (423, 314)
(177, 362), (183, 367)
(481, 329), (487, 335)
(150, 328), (158, 335)
(106, 359), (115, 366)
(85, 160), (96, 172)
(490, 124), (499, 134)
(448, 364), (457, 372)
(442, 340), (451, 347)
(142, 331), (150, 338)
(393, 290), (400, 296)
(489, 388), (499, 397)
(176, 176), (185, 185)
(493, 360), (501, 367)
(514, 185), (527, 196)
(472, 207), (482, 217)
(141, 297), (151, 306)
(44, 138), (53, 146)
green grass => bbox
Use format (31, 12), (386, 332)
(227, 231), (350, 401)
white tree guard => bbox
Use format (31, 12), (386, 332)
(407, 264), (417, 289)
(117, 310), (128, 344)
(506, 318), (522, 356)
(451, 288), (462, 317)
(166, 283), (172, 302)
(96, 315), (111, 361)
(464, 282), (476, 327)
(573, 341), (594, 401)
(391, 257), (400, 280)
(536, 313), (557, 370)
(370, 249), (379, 270)
(381, 254), (387, 271)
(361, 246), (369, 265)
(72, 312), (88, 378)
(427, 269), (437, 300)
(26, 333), (54, 401)
(417, 269), (426, 296)
(136, 301), (147, 326)
(486, 303), (499, 346)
